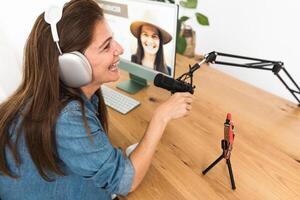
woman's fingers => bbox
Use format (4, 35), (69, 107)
(185, 97), (193, 104)
(186, 105), (192, 111)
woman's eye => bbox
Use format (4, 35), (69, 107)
(152, 35), (159, 40)
(103, 43), (111, 51)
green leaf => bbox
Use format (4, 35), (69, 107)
(179, 16), (189, 23)
(195, 12), (209, 26)
(176, 36), (187, 54)
(179, 0), (198, 9)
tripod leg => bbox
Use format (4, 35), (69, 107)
(226, 159), (236, 190)
(202, 154), (223, 175)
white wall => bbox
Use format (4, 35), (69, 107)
(0, 0), (67, 99)
(0, 86), (7, 102)
(0, 29), (22, 99)
(179, 0), (300, 103)
(0, 0), (299, 103)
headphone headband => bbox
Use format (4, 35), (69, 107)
(44, 5), (63, 54)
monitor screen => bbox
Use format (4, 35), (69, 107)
(97, 0), (178, 78)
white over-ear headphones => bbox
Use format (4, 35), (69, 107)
(44, 5), (92, 88)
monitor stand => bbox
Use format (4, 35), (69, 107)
(117, 73), (148, 94)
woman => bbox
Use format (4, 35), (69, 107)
(130, 21), (172, 75)
(0, 0), (193, 199)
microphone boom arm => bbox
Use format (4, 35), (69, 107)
(203, 51), (300, 106)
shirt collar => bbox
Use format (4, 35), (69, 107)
(80, 92), (99, 115)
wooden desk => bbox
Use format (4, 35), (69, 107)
(107, 54), (300, 200)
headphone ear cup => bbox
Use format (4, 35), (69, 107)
(58, 51), (92, 88)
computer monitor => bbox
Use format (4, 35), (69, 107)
(97, 0), (178, 93)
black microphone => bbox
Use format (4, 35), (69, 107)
(154, 73), (194, 94)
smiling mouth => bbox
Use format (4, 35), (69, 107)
(108, 60), (120, 71)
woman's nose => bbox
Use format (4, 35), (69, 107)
(113, 41), (124, 56)
(145, 39), (154, 46)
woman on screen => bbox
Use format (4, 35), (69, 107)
(0, 0), (193, 199)
(130, 21), (172, 75)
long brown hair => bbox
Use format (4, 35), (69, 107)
(132, 26), (169, 74)
(0, 0), (108, 181)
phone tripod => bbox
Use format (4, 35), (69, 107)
(202, 113), (236, 190)
(202, 139), (236, 190)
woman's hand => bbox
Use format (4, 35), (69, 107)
(129, 92), (193, 192)
(153, 92), (193, 123)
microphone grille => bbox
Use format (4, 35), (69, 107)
(154, 73), (164, 86)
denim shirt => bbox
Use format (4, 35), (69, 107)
(0, 95), (135, 200)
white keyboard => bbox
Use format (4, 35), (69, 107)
(101, 85), (140, 114)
